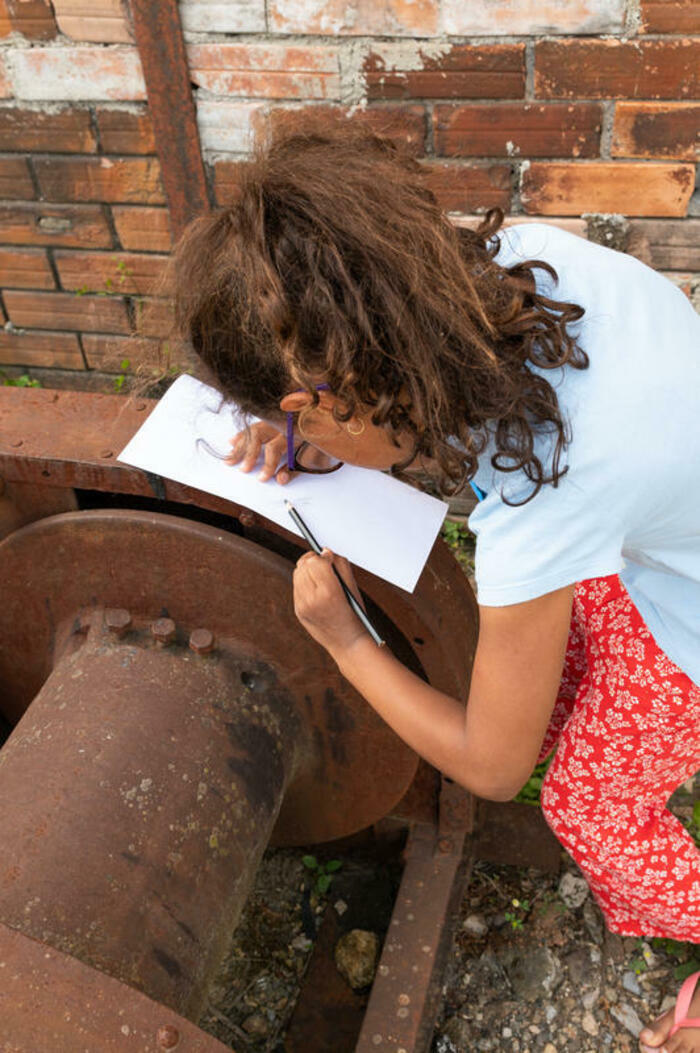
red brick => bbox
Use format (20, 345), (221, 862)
(52, 0), (133, 43)
(219, 105), (427, 205)
(640, 0), (700, 31)
(535, 39), (700, 100)
(0, 157), (35, 199)
(626, 219), (700, 270)
(133, 297), (174, 338)
(53, 250), (171, 296)
(421, 162), (512, 213)
(4, 289), (131, 333)
(95, 107), (156, 154)
(0, 57), (10, 98)
(435, 103), (602, 159)
(442, 0), (626, 34)
(0, 329), (84, 369)
(112, 207), (173, 252)
(187, 43), (341, 100)
(0, 107), (97, 153)
(522, 162), (695, 217)
(81, 333), (165, 372)
(34, 157), (165, 204)
(451, 214), (588, 238)
(0, 1), (10, 36)
(0, 247), (54, 288)
(252, 104), (426, 156)
(269, 0), (439, 36)
(612, 103), (699, 161)
(10, 46), (144, 102)
(212, 161), (245, 207)
(364, 44), (525, 100)
(0, 203), (113, 248)
(82, 333), (193, 373)
(4, 0), (57, 39)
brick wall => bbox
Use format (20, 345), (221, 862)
(0, 0), (697, 390)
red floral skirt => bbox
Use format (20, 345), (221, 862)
(538, 574), (700, 941)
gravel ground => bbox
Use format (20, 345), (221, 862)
(197, 788), (700, 1053)
(433, 788), (700, 1053)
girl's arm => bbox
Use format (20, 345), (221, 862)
(293, 550), (574, 801)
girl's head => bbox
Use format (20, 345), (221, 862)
(167, 111), (586, 500)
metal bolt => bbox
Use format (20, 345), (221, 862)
(238, 509), (255, 528)
(189, 628), (215, 654)
(437, 837), (453, 854)
(105, 608), (132, 638)
(151, 617), (176, 646)
(156, 1025), (180, 1050)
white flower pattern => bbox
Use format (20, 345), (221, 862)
(537, 574), (700, 940)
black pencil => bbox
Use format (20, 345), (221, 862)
(284, 499), (385, 647)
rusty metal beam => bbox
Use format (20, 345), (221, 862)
(356, 780), (474, 1053)
(127, 0), (210, 237)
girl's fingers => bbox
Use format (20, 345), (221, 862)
(322, 550), (366, 611)
(239, 435), (262, 472)
(227, 422), (283, 471)
(295, 550), (317, 568)
(296, 551), (335, 591)
(258, 434), (286, 482)
(227, 433), (246, 464)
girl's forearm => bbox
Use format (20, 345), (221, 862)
(332, 635), (491, 796)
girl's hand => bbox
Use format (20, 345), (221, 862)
(227, 421), (291, 484)
(293, 549), (369, 659)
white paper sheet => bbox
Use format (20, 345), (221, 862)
(117, 375), (449, 592)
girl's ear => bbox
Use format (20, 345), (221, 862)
(278, 391), (312, 412)
(278, 390), (338, 413)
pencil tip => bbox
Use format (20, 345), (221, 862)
(284, 499), (293, 509)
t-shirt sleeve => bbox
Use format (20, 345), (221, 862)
(467, 472), (625, 606)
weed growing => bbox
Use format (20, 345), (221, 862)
(301, 855), (342, 896)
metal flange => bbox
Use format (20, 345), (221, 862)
(0, 507), (418, 845)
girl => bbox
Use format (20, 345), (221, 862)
(167, 113), (700, 1053)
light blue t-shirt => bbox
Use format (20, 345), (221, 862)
(467, 222), (700, 687)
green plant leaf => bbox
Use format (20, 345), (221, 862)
(317, 873), (332, 894)
(324, 860), (343, 873)
(674, 960), (700, 981)
(302, 855), (317, 870)
(1, 372), (41, 388)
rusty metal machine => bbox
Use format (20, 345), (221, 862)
(0, 386), (481, 1051)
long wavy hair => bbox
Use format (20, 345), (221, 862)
(164, 111), (587, 503)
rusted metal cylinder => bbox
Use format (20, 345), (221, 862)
(0, 611), (303, 1021)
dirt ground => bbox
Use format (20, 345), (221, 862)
(434, 784), (700, 1053)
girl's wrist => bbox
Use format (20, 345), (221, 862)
(331, 631), (376, 676)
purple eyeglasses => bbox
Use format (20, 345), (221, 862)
(285, 382), (344, 475)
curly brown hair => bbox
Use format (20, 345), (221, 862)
(164, 110), (587, 503)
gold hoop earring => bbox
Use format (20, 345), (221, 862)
(346, 418), (365, 437)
